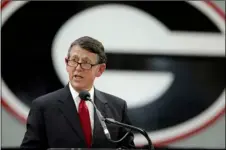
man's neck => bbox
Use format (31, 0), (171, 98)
(68, 82), (94, 101)
(69, 82), (92, 93)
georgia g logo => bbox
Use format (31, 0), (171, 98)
(1, 0), (225, 147)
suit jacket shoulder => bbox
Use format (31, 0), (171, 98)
(95, 89), (127, 110)
(32, 86), (69, 109)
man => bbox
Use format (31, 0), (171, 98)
(20, 36), (135, 149)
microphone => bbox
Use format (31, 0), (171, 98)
(79, 91), (111, 140)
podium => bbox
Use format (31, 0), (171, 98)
(48, 148), (147, 150)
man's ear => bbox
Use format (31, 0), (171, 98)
(96, 64), (106, 77)
(65, 57), (68, 65)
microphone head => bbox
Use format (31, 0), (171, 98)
(79, 90), (91, 101)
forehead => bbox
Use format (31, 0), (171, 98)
(69, 45), (97, 60)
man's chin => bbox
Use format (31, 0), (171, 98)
(71, 82), (85, 92)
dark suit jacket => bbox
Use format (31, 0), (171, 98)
(20, 84), (135, 149)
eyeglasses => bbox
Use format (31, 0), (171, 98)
(66, 59), (98, 70)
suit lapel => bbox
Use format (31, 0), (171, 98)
(92, 89), (108, 146)
(57, 85), (85, 141)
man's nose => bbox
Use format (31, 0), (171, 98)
(75, 63), (83, 70)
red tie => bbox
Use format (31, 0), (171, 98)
(78, 100), (92, 148)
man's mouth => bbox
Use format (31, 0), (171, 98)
(74, 75), (83, 79)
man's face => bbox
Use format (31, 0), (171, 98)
(66, 45), (106, 92)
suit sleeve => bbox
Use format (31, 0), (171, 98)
(117, 101), (135, 149)
(20, 99), (48, 149)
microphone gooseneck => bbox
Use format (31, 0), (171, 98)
(104, 118), (154, 150)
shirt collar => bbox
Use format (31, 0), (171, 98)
(69, 82), (94, 101)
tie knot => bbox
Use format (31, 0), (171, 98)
(80, 99), (85, 104)
(79, 100), (87, 109)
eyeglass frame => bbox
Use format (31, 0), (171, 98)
(65, 58), (100, 70)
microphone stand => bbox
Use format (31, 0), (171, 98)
(104, 118), (154, 150)
(79, 93), (154, 150)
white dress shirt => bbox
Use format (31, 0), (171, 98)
(69, 83), (94, 135)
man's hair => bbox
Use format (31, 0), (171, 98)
(68, 36), (107, 64)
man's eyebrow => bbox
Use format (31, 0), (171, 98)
(81, 57), (92, 62)
(70, 55), (79, 59)
(70, 55), (92, 62)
